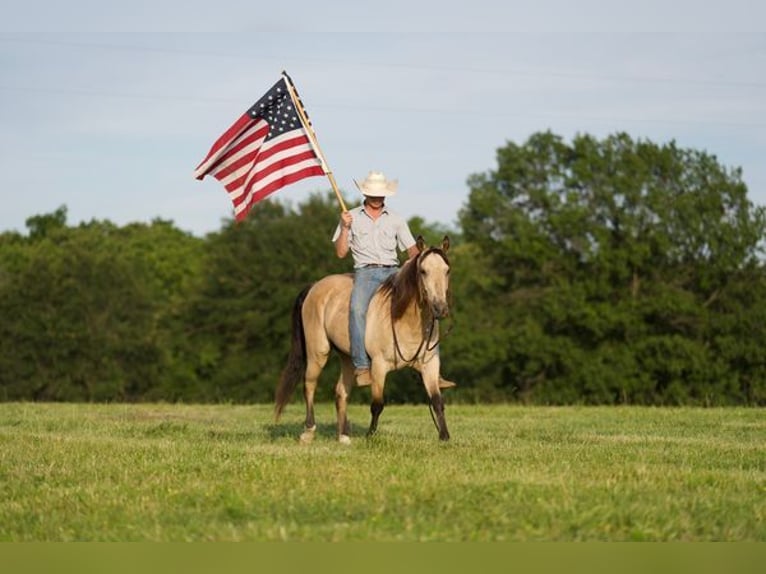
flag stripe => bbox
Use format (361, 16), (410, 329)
(208, 122), (269, 179)
(234, 163), (326, 219)
(242, 146), (321, 196)
(222, 133), (319, 200)
(193, 114), (254, 179)
(220, 133), (311, 189)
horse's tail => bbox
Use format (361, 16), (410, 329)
(274, 284), (312, 420)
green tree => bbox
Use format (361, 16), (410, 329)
(0, 218), (156, 400)
(107, 219), (205, 401)
(458, 131), (766, 404)
(25, 205), (68, 240)
(0, 211), (204, 402)
(179, 193), (350, 402)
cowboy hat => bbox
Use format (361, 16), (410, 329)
(354, 171), (398, 197)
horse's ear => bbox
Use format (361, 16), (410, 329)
(441, 235), (450, 253)
(416, 235), (426, 252)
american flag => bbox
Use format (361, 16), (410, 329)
(194, 74), (326, 221)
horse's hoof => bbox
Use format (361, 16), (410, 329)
(299, 429), (316, 443)
(338, 434), (352, 445)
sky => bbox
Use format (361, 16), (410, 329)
(1, 1), (764, 237)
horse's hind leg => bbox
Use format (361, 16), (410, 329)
(300, 351), (329, 443)
(300, 375), (317, 443)
(335, 355), (354, 444)
(366, 363), (386, 437)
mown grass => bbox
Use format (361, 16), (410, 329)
(0, 402), (763, 541)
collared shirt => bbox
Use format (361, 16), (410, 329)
(332, 204), (416, 268)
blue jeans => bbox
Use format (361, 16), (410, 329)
(349, 266), (398, 370)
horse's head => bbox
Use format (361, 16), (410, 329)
(415, 235), (451, 319)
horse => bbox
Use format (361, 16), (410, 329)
(274, 235), (453, 443)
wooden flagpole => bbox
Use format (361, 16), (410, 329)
(282, 71), (347, 213)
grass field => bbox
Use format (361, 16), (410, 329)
(0, 402), (763, 541)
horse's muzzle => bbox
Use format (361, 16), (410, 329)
(432, 302), (450, 319)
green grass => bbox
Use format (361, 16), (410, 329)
(0, 402), (763, 541)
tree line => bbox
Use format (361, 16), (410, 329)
(2, 131), (765, 405)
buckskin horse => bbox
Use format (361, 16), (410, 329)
(275, 235), (453, 443)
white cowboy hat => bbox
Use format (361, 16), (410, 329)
(354, 171), (398, 197)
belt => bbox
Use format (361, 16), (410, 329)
(360, 264), (397, 269)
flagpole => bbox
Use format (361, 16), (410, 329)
(282, 71), (347, 213)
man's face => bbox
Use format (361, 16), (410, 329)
(366, 196), (385, 207)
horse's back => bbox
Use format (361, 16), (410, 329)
(302, 273), (353, 354)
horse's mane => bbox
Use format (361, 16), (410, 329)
(379, 248), (449, 321)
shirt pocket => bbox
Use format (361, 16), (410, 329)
(353, 227), (370, 244)
(378, 227), (397, 252)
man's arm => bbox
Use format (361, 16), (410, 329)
(335, 228), (350, 258)
(334, 211), (353, 258)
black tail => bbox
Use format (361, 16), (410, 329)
(274, 284), (312, 420)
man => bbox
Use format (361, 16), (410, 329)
(332, 171), (419, 387)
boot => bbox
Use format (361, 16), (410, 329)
(354, 368), (372, 387)
(439, 376), (457, 389)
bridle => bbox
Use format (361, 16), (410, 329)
(391, 248), (453, 366)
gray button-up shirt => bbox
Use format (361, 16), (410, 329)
(332, 205), (416, 268)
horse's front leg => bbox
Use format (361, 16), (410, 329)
(421, 361), (450, 441)
(429, 393), (450, 441)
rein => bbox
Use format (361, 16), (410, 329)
(392, 310), (454, 365)
(392, 313), (436, 365)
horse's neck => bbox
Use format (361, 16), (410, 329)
(395, 296), (434, 334)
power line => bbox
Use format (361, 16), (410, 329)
(1, 84), (763, 130)
(1, 36), (763, 132)
(0, 84), (237, 104)
(2, 36), (765, 90)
